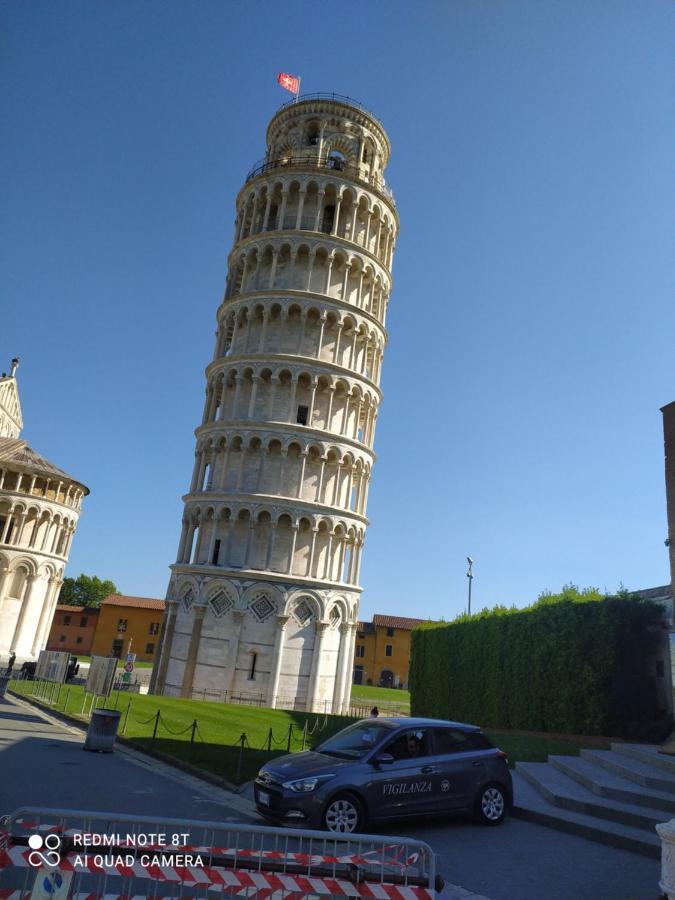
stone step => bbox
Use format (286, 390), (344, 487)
(516, 761), (667, 832)
(581, 748), (675, 794)
(549, 754), (675, 813)
(511, 771), (661, 859)
(612, 742), (675, 775)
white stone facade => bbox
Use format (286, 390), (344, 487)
(0, 361), (89, 660)
(153, 95), (397, 712)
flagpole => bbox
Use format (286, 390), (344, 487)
(295, 77), (301, 102)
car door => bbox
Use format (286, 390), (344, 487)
(431, 727), (489, 811)
(364, 727), (439, 820)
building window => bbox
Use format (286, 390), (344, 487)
(386, 627), (394, 637)
(385, 644), (393, 657)
(59, 635), (66, 643)
(117, 619), (128, 632)
(356, 645), (365, 658)
(146, 643), (155, 654)
(75, 636), (83, 645)
(63, 615), (71, 626)
(149, 622), (160, 635)
(212, 539), (221, 565)
(248, 652), (257, 681)
(80, 617), (88, 628)
(296, 405), (308, 426)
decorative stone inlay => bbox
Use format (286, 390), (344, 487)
(293, 598), (314, 626)
(208, 588), (234, 618)
(181, 587), (195, 613)
(250, 591), (275, 622)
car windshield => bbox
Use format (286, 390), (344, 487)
(316, 720), (396, 759)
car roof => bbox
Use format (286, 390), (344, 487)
(376, 717), (481, 731)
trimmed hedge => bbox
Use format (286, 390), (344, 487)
(409, 592), (667, 738)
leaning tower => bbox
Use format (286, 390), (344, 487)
(152, 94), (397, 712)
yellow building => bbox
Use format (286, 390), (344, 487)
(353, 614), (427, 689)
(90, 594), (165, 663)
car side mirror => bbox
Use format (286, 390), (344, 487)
(372, 753), (394, 766)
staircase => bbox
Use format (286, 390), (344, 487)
(511, 743), (675, 858)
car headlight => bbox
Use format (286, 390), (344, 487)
(282, 775), (335, 793)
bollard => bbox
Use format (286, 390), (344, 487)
(301, 720), (308, 751)
(152, 709), (161, 740)
(235, 732), (246, 784)
(189, 719), (197, 757)
(287, 723), (293, 752)
(267, 727), (273, 751)
(122, 700), (132, 735)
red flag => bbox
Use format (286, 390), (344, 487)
(277, 72), (300, 95)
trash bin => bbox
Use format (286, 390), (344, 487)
(0, 675), (9, 698)
(83, 708), (121, 752)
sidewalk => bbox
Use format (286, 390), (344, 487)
(0, 693), (254, 821)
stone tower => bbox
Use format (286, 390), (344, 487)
(153, 94), (398, 712)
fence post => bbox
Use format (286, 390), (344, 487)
(301, 720), (308, 751)
(122, 700), (132, 735)
(80, 692), (87, 716)
(267, 727), (273, 751)
(235, 732), (246, 784)
(63, 687), (70, 714)
(189, 719), (197, 758)
(287, 723), (293, 752)
(152, 709), (161, 740)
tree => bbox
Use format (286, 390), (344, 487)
(59, 574), (119, 608)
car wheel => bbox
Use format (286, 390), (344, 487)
(323, 794), (366, 834)
(474, 782), (508, 825)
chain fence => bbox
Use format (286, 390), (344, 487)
(8, 677), (355, 784)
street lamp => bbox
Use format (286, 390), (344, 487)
(466, 557), (474, 615)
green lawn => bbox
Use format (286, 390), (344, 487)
(10, 680), (355, 783)
(486, 729), (611, 767)
(75, 656), (153, 669)
(10, 680), (610, 783)
(350, 685), (410, 710)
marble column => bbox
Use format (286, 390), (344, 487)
(267, 614), (289, 707)
(10, 573), (39, 652)
(31, 577), (59, 656)
(152, 600), (179, 694)
(180, 604), (207, 698)
(307, 621), (328, 712)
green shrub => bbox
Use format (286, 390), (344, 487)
(409, 588), (667, 738)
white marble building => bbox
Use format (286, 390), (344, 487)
(152, 95), (398, 712)
(0, 359), (89, 660)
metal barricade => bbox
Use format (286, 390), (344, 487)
(0, 807), (442, 898)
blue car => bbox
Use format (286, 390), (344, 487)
(255, 717), (512, 833)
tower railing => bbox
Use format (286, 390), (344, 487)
(245, 154), (394, 201)
(275, 92), (386, 130)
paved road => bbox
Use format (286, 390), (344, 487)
(0, 694), (662, 900)
(0, 693), (254, 822)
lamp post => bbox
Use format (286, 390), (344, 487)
(466, 557), (473, 616)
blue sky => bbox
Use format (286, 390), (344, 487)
(2, 1), (673, 620)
